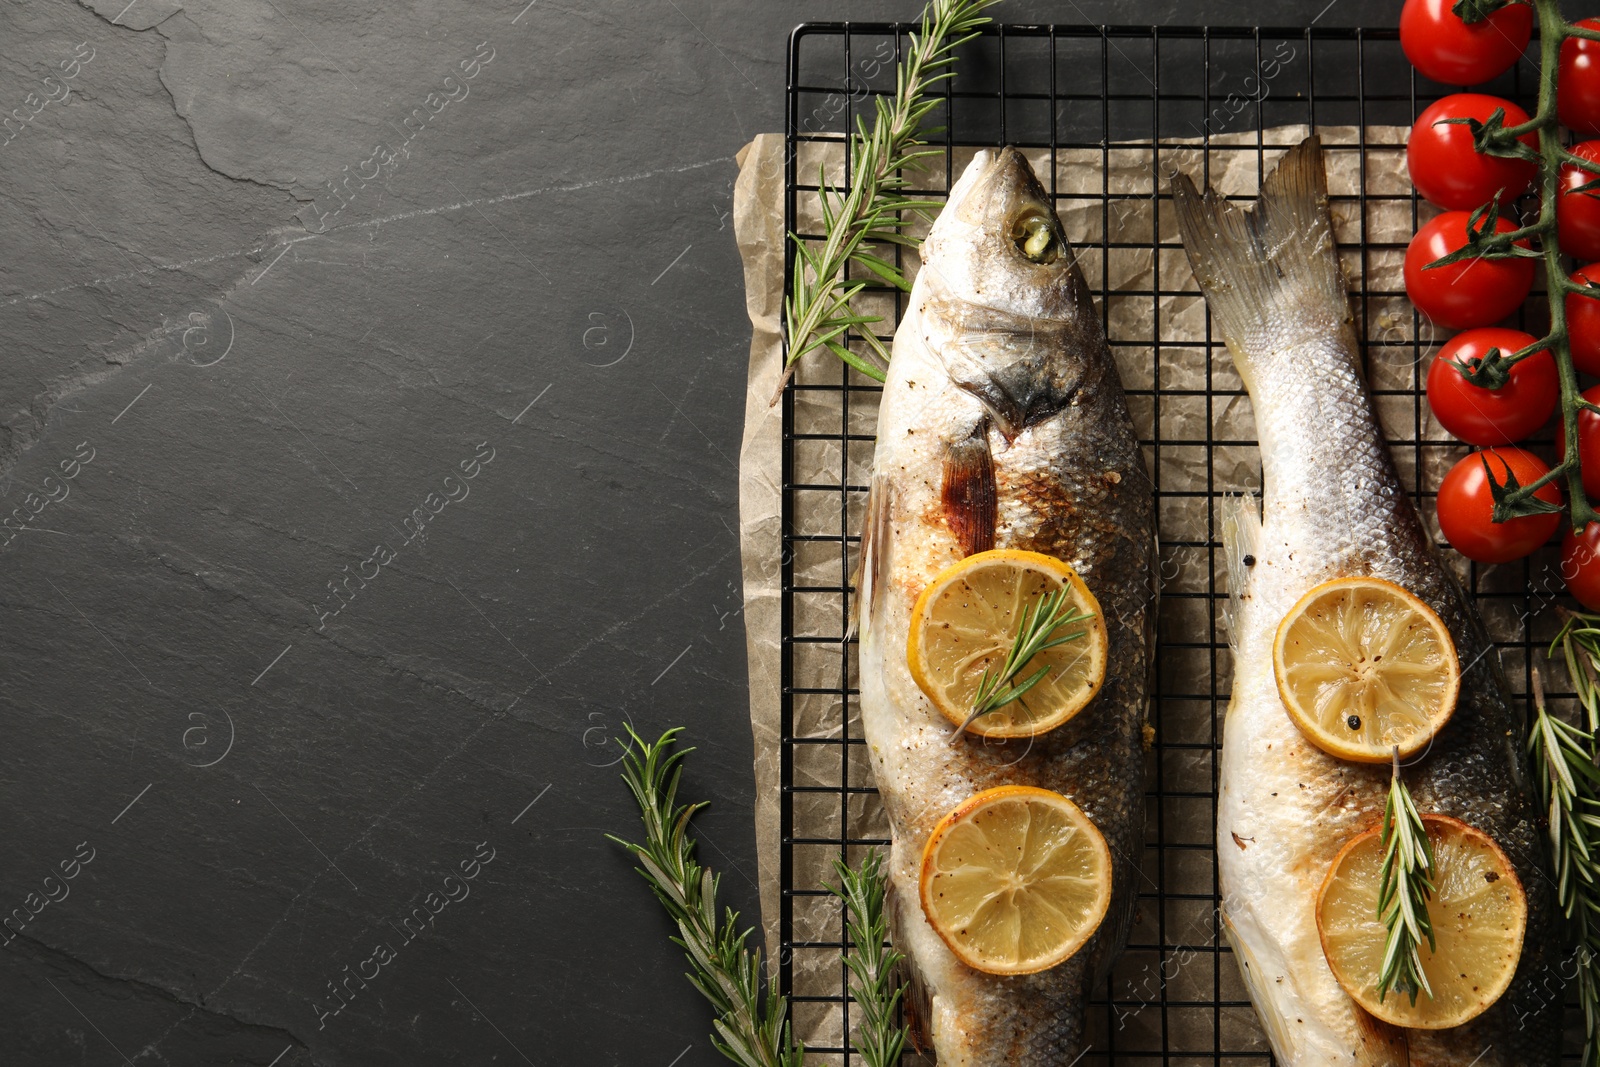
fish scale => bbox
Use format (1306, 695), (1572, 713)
(856, 147), (1155, 1064)
(1175, 135), (1560, 1066)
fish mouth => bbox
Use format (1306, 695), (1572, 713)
(994, 148), (1064, 265)
(958, 147), (1067, 267)
(927, 148), (1091, 436)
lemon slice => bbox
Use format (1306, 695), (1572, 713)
(919, 785), (1112, 975)
(1272, 576), (1459, 762)
(907, 549), (1107, 738)
(1316, 813), (1526, 1029)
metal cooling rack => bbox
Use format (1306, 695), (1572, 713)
(778, 21), (1578, 1065)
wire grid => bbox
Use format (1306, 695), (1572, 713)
(779, 22), (1579, 1065)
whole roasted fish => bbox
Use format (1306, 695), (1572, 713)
(1173, 136), (1559, 1065)
(857, 147), (1156, 1063)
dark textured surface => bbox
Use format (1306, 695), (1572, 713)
(0, 2), (1390, 1064)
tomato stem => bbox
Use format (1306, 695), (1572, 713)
(1560, 144), (1600, 167)
(1491, 0), (1599, 529)
(1500, 219), (1557, 242)
(1453, 340), (1543, 389)
(1502, 115), (1547, 139)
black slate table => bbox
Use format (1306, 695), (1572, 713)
(0, 2), (1394, 1064)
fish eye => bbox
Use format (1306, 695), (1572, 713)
(1010, 211), (1061, 264)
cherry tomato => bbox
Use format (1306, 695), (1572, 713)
(1437, 447), (1562, 563)
(1426, 328), (1556, 445)
(1567, 264), (1600, 374)
(1559, 141), (1600, 262)
(1407, 94), (1537, 210)
(1404, 211), (1535, 330)
(1401, 0), (1533, 86)
(1561, 18), (1600, 136)
(1556, 384), (1600, 500)
(1564, 520), (1600, 609)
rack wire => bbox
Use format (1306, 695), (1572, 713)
(778, 22), (1578, 1064)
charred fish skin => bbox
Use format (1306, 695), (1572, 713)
(1174, 136), (1559, 1066)
(857, 147), (1155, 1065)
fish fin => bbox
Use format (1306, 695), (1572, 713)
(897, 956), (935, 1059)
(1222, 907), (1407, 1065)
(1219, 492), (1261, 649)
(886, 887), (935, 1058)
(940, 424), (996, 558)
(1219, 909), (1306, 1063)
(849, 476), (893, 641)
(1171, 135), (1350, 385)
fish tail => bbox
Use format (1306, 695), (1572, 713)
(1171, 135), (1350, 389)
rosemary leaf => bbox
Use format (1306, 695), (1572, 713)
(828, 850), (909, 1067)
(1537, 625), (1600, 1065)
(776, 0), (1003, 401)
(608, 727), (804, 1067)
(953, 587), (1093, 738)
(1375, 750), (1437, 1006)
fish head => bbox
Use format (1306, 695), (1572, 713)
(920, 147), (1091, 325)
(918, 148), (1100, 441)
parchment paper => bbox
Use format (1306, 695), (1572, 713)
(734, 132), (788, 971)
(735, 125), (1472, 1060)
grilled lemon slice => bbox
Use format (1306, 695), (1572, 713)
(907, 549), (1106, 739)
(919, 785), (1113, 976)
(1273, 576), (1459, 762)
(1316, 813), (1526, 1029)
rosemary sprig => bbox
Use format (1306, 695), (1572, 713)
(827, 850), (908, 1067)
(1375, 748), (1438, 1006)
(776, 0), (1002, 402)
(953, 588), (1093, 738)
(1538, 623), (1600, 1064)
(608, 727), (804, 1067)
(1557, 607), (1600, 732)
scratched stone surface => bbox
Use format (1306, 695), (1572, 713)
(0, 2), (1392, 1066)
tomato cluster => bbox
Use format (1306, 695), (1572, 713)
(1400, 3), (1600, 599)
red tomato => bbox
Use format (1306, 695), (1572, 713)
(1559, 141), (1600, 262)
(1404, 212), (1535, 330)
(1437, 447), (1562, 563)
(1556, 384), (1600, 500)
(1401, 0), (1533, 86)
(1567, 264), (1600, 374)
(1564, 521), (1600, 609)
(1437, 447), (1564, 563)
(1561, 18), (1600, 136)
(1426, 328), (1556, 445)
(1407, 94), (1537, 210)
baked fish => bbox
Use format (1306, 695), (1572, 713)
(856, 147), (1156, 1063)
(1173, 135), (1559, 1065)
